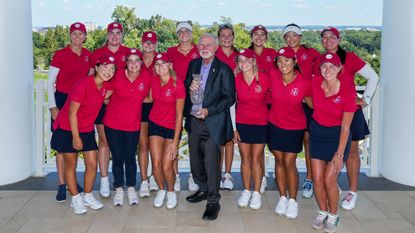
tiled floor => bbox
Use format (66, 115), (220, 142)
(1, 190), (415, 233)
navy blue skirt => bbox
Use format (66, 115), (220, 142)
(148, 120), (175, 139)
(50, 90), (68, 132)
(350, 108), (370, 141)
(94, 103), (107, 124)
(309, 120), (351, 162)
(141, 103), (153, 123)
(236, 123), (267, 144)
(268, 123), (305, 153)
(51, 128), (98, 153)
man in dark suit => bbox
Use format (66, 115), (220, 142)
(184, 33), (235, 220)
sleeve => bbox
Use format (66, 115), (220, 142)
(50, 51), (63, 68)
(69, 80), (87, 104)
(47, 66), (60, 108)
(348, 52), (366, 73)
(230, 103), (236, 130)
(343, 89), (357, 113)
(357, 64), (379, 104)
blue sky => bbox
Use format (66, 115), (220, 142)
(32, 0), (383, 27)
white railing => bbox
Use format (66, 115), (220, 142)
(33, 79), (377, 176)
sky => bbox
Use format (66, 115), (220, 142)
(31, 0), (383, 27)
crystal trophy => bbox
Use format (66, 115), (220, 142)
(190, 74), (204, 115)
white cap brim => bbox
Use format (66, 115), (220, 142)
(283, 25), (302, 37)
(176, 22), (192, 33)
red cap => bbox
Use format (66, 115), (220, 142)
(251, 25), (268, 37)
(321, 26), (340, 38)
(126, 48), (142, 59)
(70, 22), (86, 35)
(96, 54), (116, 66)
(237, 49), (255, 59)
(276, 47), (296, 59)
(142, 31), (158, 44)
(319, 52), (341, 67)
(107, 22), (123, 33)
(155, 53), (171, 63)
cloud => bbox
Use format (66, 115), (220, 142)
(295, 3), (307, 8)
(259, 3), (272, 7)
(292, 0), (305, 2)
(324, 5), (341, 10)
(217, 1), (226, 6)
(83, 4), (93, 9)
(61, 0), (70, 3)
(34, 0), (45, 7)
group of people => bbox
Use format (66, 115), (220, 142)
(48, 20), (379, 233)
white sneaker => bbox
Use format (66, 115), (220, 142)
(83, 192), (103, 210)
(302, 179), (313, 199)
(324, 213), (340, 233)
(238, 190), (252, 207)
(113, 187), (124, 206)
(149, 175), (159, 191)
(285, 198), (299, 219)
(71, 193), (87, 215)
(188, 174), (199, 192)
(139, 180), (150, 198)
(249, 191), (262, 210)
(275, 196), (288, 216)
(100, 177), (111, 198)
(312, 210), (328, 230)
(166, 191), (177, 209)
(341, 191), (357, 210)
(154, 190), (166, 208)
(260, 176), (268, 193)
(174, 175), (181, 192)
(127, 187), (139, 205)
(222, 173), (234, 190)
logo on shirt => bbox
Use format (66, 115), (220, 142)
(266, 56), (272, 62)
(333, 96), (342, 104)
(301, 53), (308, 61)
(85, 55), (89, 62)
(192, 53), (199, 59)
(255, 84), (262, 93)
(101, 88), (107, 97)
(138, 83), (145, 91)
(165, 89), (172, 97)
(121, 55), (126, 62)
(291, 88), (299, 96)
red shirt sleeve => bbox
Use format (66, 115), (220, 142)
(50, 50), (63, 68)
(70, 79), (87, 104)
(176, 81), (186, 99)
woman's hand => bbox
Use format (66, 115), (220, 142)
(330, 153), (344, 173)
(166, 142), (179, 161)
(50, 107), (60, 120)
(72, 136), (83, 151)
(233, 130), (241, 144)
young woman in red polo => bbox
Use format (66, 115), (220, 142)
(216, 24), (238, 190)
(269, 47), (312, 219)
(282, 24), (321, 199)
(51, 55), (116, 215)
(90, 22), (131, 198)
(148, 53), (185, 209)
(47, 22), (91, 202)
(309, 53), (356, 233)
(103, 49), (151, 206)
(232, 49), (269, 210)
(166, 21), (200, 192)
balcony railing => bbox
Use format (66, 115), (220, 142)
(33, 79), (380, 177)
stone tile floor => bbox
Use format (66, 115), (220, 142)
(1, 189), (415, 233)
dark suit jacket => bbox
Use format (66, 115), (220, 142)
(184, 56), (235, 146)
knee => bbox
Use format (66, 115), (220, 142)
(241, 156), (252, 166)
(152, 160), (162, 171)
(162, 162), (172, 174)
(324, 176), (336, 188)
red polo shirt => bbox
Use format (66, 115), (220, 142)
(53, 76), (112, 132)
(295, 46), (320, 80)
(91, 45), (130, 70)
(103, 70), (151, 131)
(149, 77), (186, 130)
(311, 75), (356, 127)
(235, 72), (269, 125)
(255, 47), (277, 73)
(268, 70), (311, 130)
(50, 45), (92, 94)
(167, 44), (200, 81)
(216, 47), (237, 71)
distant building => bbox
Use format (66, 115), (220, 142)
(85, 22), (97, 31)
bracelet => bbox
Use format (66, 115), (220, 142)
(335, 152), (344, 158)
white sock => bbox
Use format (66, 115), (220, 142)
(101, 176), (109, 183)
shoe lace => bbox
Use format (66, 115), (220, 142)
(343, 192), (354, 203)
(316, 211), (328, 221)
(326, 214), (339, 225)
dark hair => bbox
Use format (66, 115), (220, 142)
(217, 24), (238, 53)
(273, 56), (302, 74)
(336, 46), (347, 64)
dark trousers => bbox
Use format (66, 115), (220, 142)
(105, 126), (140, 188)
(189, 117), (221, 204)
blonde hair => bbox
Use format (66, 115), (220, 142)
(234, 56), (260, 83)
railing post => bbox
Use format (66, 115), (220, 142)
(34, 79), (46, 176)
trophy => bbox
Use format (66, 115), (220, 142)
(190, 74), (204, 115)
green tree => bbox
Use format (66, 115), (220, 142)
(111, 5), (138, 34)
